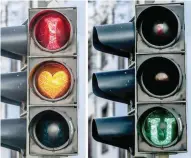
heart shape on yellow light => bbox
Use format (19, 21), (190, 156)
(37, 71), (71, 99)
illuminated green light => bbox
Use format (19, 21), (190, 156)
(148, 118), (175, 145)
(142, 108), (178, 147)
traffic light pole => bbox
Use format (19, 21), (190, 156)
(158, 155), (169, 158)
(41, 156), (60, 158)
(153, 154), (169, 158)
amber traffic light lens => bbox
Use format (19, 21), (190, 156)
(34, 62), (72, 100)
(138, 57), (181, 97)
(34, 11), (71, 51)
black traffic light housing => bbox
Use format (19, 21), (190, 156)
(92, 116), (135, 155)
(92, 68), (135, 104)
(1, 24), (28, 153)
(1, 26), (27, 60)
(1, 71), (27, 106)
(1, 118), (26, 151)
(91, 15), (136, 156)
(93, 22), (135, 57)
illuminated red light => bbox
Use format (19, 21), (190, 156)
(156, 24), (163, 35)
(34, 12), (71, 51)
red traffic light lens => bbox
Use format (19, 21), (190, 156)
(138, 6), (180, 48)
(33, 61), (72, 100)
(34, 11), (71, 51)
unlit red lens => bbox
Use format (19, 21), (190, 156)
(35, 62), (71, 99)
(141, 6), (179, 47)
(34, 12), (71, 51)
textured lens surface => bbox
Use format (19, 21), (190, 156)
(34, 11), (71, 50)
(141, 6), (178, 46)
(35, 62), (71, 99)
(143, 108), (178, 146)
(35, 111), (69, 148)
(140, 57), (180, 96)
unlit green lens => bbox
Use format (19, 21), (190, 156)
(35, 111), (69, 148)
(142, 108), (178, 147)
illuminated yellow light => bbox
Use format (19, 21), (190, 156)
(35, 62), (71, 99)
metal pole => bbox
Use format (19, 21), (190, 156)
(158, 155), (169, 158)
(40, 157), (60, 158)
(157, 154), (169, 158)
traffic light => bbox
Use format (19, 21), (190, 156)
(91, 22), (136, 155)
(135, 3), (187, 154)
(28, 8), (78, 156)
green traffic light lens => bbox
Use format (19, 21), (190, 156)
(35, 111), (70, 148)
(142, 108), (178, 147)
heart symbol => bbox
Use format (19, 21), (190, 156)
(37, 71), (71, 99)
